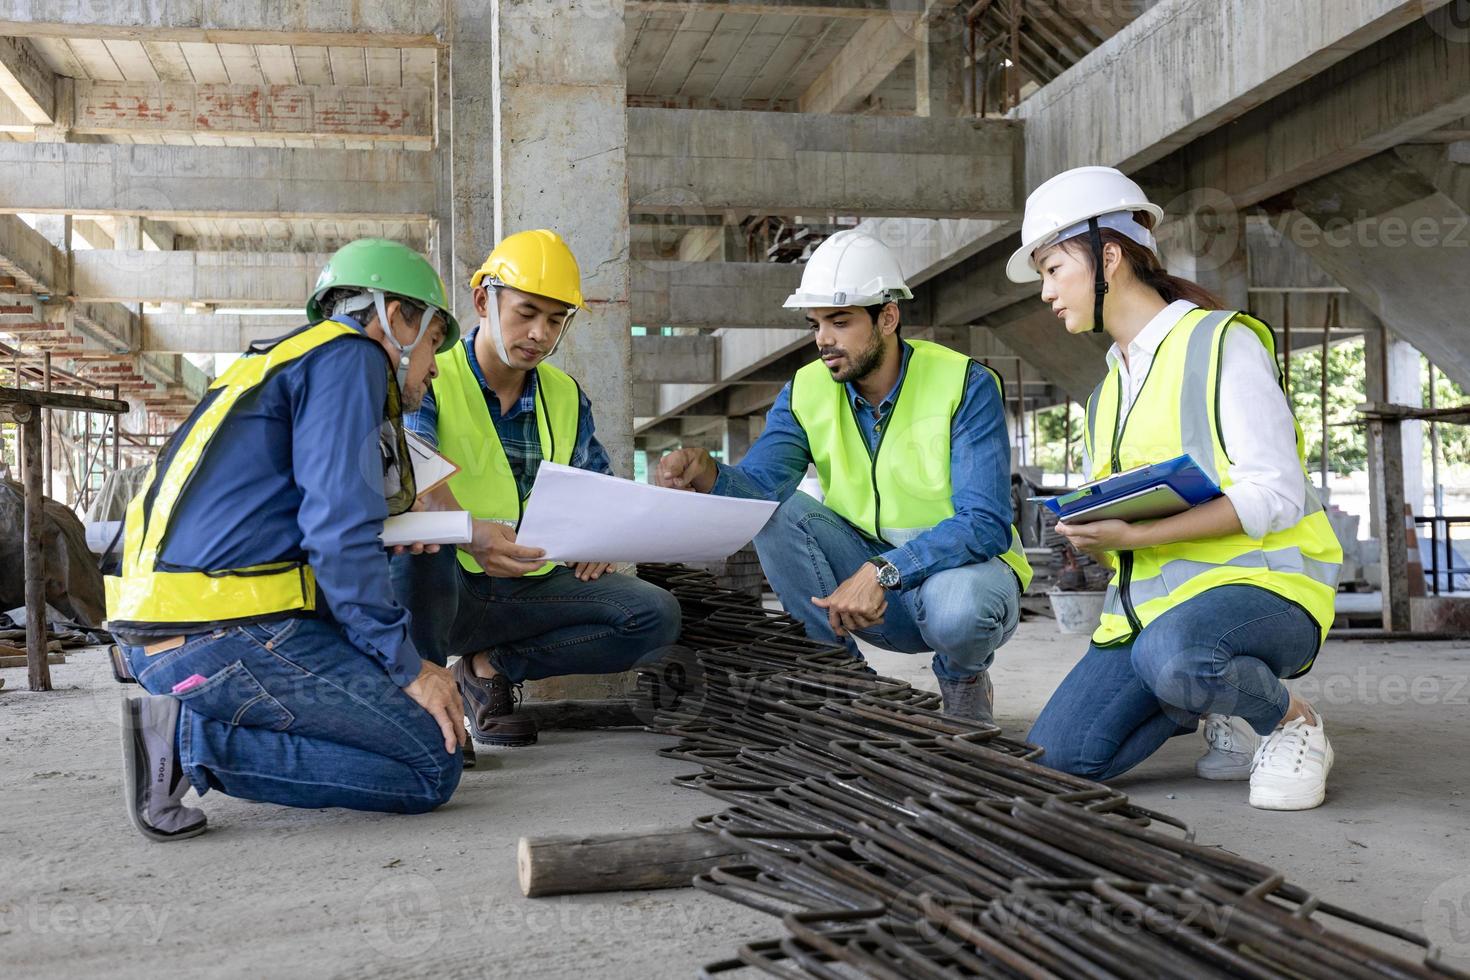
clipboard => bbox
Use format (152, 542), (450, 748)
(404, 430), (459, 499)
(1031, 453), (1222, 525)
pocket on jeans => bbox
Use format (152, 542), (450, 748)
(175, 660), (295, 731)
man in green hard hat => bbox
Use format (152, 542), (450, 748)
(106, 239), (468, 842)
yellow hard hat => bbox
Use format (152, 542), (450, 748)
(470, 229), (583, 309)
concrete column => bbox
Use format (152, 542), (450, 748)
(915, 13), (967, 119)
(723, 416), (760, 465)
(1364, 323), (1425, 536)
(450, 0), (632, 474)
(114, 216), (143, 317)
(1159, 200), (1250, 312)
(451, 0), (633, 703)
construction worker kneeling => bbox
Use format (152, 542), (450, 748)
(655, 231), (1031, 724)
(389, 230), (682, 747)
(107, 240), (467, 841)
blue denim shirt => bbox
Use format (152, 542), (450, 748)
(712, 341), (1013, 590)
(404, 327), (614, 497)
(152, 316), (422, 687)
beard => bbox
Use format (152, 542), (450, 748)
(822, 325), (887, 384)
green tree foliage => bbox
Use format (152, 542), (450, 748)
(1284, 338), (1366, 476)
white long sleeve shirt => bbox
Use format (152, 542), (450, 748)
(1089, 300), (1306, 540)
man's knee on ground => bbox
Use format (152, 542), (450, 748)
(404, 752), (462, 814)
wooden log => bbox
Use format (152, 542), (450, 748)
(516, 698), (643, 731)
(518, 827), (742, 898)
(0, 652), (66, 669)
(21, 411), (49, 691)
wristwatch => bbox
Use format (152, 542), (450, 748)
(867, 557), (902, 590)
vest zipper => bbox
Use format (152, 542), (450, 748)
(1109, 367), (1153, 639)
(854, 388), (898, 546)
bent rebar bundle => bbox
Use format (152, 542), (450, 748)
(633, 564), (1465, 980)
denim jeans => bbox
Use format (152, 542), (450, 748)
(389, 550), (682, 682)
(122, 617), (462, 814)
(753, 493), (1020, 682)
(1026, 584), (1321, 781)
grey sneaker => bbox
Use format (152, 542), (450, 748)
(937, 671), (995, 725)
(120, 695), (207, 842)
(1196, 713), (1260, 781)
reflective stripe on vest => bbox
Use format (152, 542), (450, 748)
(1083, 308), (1343, 670)
(788, 339), (1033, 591)
(105, 321), (383, 631)
(432, 343), (579, 575)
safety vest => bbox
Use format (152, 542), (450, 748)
(106, 320), (415, 633)
(432, 343), (579, 575)
(1083, 309), (1342, 669)
(789, 339), (1034, 591)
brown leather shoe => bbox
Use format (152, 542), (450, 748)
(451, 656), (538, 747)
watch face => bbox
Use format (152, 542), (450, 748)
(878, 563), (900, 588)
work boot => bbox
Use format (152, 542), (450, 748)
(937, 670), (995, 726)
(119, 694), (207, 842)
(1195, 713), (1259, 781)
(452, 655), (538, 747)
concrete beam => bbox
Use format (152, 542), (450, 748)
(0, 2), (443, 46)
(70, 250), (327, 306)
(632, 335), (717, 384)
(142, 313), (294, 354)
(628, 108), (1022, 219)
(71, 81), (434, 143)
(628, 0), (890, 16)
(976, 302), (1110, 405)
(1266, 147), (1470, 391)
(861, 0), (1456, 306)
(0, 142), (437, 219)
(798, 0), (961, 114)
(0, 35), (54, 124)
(0, 213), (63, 296)
(633, 260), (803, 330)
(1180, 10), (1470, 210)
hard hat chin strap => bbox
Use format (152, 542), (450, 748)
(486, 278), (578, 366)
(372, 289), (437, 392)
(1088, 217), (1109, 335)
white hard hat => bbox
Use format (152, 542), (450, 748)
(784, 230), (913, 309)
(1005, 166), (1164, 283)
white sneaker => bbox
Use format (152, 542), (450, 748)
(1248, 707), (1333, 811)
(1195, 713), (1259, 781)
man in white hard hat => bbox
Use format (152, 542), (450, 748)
(655, 230), (1032, 723)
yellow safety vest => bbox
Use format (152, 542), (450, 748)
(106, 320), (415, 632)
(432, 343), (580, 576)
(789, 339), (1033, 591)
(1083, 308), (1342, 670)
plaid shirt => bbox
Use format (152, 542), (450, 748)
(404, 327), (613, 500)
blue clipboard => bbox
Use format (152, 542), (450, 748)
(1032, 453), (1223, 524)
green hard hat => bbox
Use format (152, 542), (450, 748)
(307, 238), (460, 352)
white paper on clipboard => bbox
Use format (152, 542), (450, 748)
(404, 430), (459, 498)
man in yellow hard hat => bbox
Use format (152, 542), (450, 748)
(391, 229), (681, 746)
(108, 239), (466, 842)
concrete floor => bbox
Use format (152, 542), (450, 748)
(2, 621), (1468, 977)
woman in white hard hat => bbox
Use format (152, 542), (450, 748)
(1011, 167), (1343, 810)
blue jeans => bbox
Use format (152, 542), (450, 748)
(389, 550), (682, 682)
(122, 618), (462, 814)
(1026, 584), (1321, 781)
(753, 493), (1020, 682)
